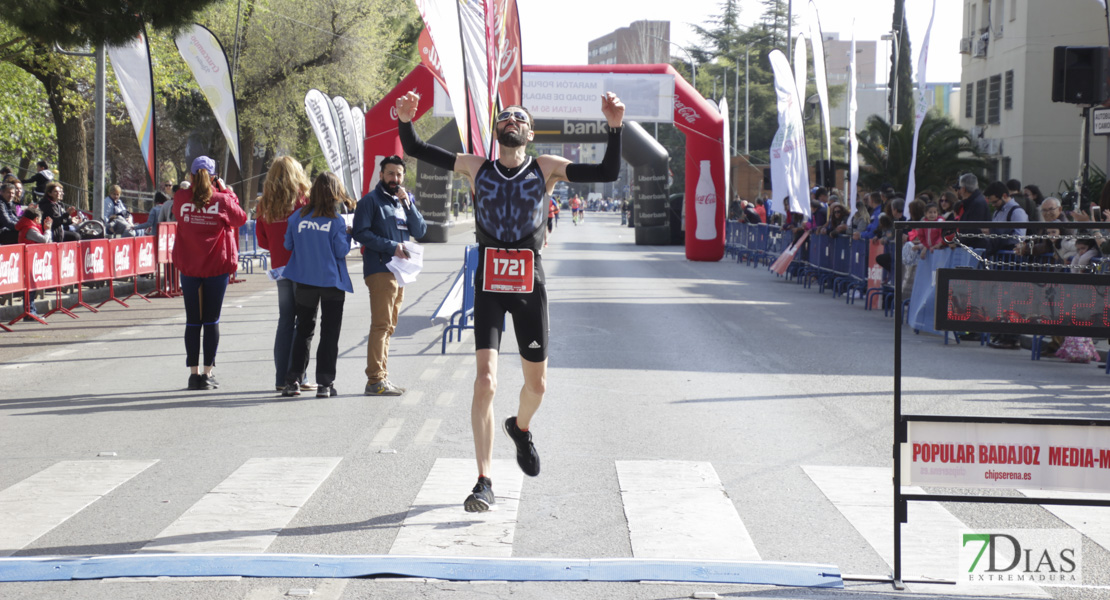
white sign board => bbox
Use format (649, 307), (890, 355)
(1093, 107), (1110, 136)
(903, 420), (1110, 493)
(434, 72), (676, 123)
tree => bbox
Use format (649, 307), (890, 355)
(1, 1), (223, 208)
(0, 60), (56, 176)
(191, 0), (421, 198)
(855, 112), (987, 195)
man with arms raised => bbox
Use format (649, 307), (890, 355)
(395, 91), (624, 511)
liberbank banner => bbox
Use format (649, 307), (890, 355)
(903, 420), (1110, 493)
(434, 72), (675, 123)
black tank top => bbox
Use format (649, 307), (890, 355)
(474, 157), (547, 285)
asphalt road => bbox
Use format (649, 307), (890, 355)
(1, 212), (1108, 600)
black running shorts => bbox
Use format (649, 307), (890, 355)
(473, 284), (549, 362)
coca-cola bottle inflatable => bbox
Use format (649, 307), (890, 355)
(694, 160), (717, 240)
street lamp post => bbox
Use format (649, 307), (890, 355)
(647, 34), (696, 90)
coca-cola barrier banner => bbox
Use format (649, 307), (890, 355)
(81, 239), (111, 282)
(157, 222), (176, 264)
(26, 244), (58, 291)
(135, 236), (156, 275)
(56, 242), (80, 286)
(0, 245), (23, 294)
(110, 238), (135, 278)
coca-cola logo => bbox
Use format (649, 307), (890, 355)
(114, 244), (131, 271)
(138, 242), (154, 268)
(0, 253), (20, 285)
(674, 96), (701, 124)
(60, 248), (76, 279)
(168, 233), (176, 252)
(84, 247), (105, 275)
(32, 250), (53, 283)
(695, 193), (716, 205)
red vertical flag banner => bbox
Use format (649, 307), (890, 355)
(496, 0), (523, 108)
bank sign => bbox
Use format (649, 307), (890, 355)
(960, 529), (1081, 586)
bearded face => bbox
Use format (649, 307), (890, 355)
(497, 126), (528, 148)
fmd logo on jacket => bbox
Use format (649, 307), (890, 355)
(298, 220), (332, 233)
(180, 203), (220, 215)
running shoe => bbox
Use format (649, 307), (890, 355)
(464, 476), (495, 512)
(316, 385), (337, 398)
(503, 416), (540, 476)
(281, 383), (301, 397)
(364, 380), (405, 396)
(202, 373), (219, 389)
(187, 374), (204, 390)
(299, 381), (318, 391)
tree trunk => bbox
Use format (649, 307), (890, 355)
(45, 83), (89, 211)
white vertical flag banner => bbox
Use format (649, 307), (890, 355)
(108, 28), (157, 185)
(905, 0), (938, 202)
(350, 106), (366, 197)
(808, 1), (831, 166)
(414, 0), (470, 150)
(458, 0), (491, 157)
(175, 24), (241, 168)
(332, 96), (361, 201)
(849, 21), (860, 216)
(304, 89), (345, 178)
(793, 35), (808, 117)
(769, 49), (811, 218)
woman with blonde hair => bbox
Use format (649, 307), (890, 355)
(280, 172), (354, 398)
(172, 156), (247, 390)
(256, 156), (315, 391)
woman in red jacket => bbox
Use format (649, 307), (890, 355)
(172, 156), (247, 390)
(255, 156), (312, 392)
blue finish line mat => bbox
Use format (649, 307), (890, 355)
(0, 554), (843, 587)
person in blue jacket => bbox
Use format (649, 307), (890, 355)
(351, 155), (427, 396)
(281, 172), (354, 399)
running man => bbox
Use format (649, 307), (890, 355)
(570, 194), (582, 225)
(396, 91), (624, 511)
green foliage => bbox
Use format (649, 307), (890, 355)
(0, 61), (55, 170)
(855, 111), (987, 195)
(888, 0), (915, 127)
(1, 0), (222, 47)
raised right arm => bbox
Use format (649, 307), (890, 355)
(395, 92), (484, 181)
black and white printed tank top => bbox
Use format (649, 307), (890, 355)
(473, 157), (548, 285)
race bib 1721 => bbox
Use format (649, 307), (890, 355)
(482, 248), (534, 293)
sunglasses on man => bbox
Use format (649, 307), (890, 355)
(496, 109), (529, 124)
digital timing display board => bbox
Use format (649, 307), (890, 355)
(935, 268), (1110, 337)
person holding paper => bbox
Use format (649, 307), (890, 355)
(351, 155), (427, 396)
(395, 90), (624, 513)
(280, 172), (354, 399)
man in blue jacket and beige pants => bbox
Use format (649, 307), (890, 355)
(352, 155), (427, 396)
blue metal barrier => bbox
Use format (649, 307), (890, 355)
(441, 244), (479, 353)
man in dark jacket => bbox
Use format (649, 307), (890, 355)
(21, 161), (53, 202)
(351, 156), (427, 397)
(0, 182), (20, 244)
(952, 173), (990, 249)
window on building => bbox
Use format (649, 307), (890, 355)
(976, 78), (987, 125)
(988, 74), (1002, 124)
(1004, 70), (1014, 109)
(987, 158), (1000, 180)
(965, 81), (975, 118)
(1010, 0), (1016, 21)
(1001, 157), (1011, 181)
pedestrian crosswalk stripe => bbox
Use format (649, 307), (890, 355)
(389, 458), (522, 557)
(413, 419), (442, 445)
(435, 392), (455, 406)
(420, 368), (441, 381)
(1018, 488), (1110, 552)
(139, 457), (340, 554)
(0, 460), (157, 557)
(616, 460), (760, 560)
(803, 465), (1049, 597)
(370, 418), (405, 448)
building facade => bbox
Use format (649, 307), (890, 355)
(959, 0), (1108, 192)
(587, 20), (670, 66)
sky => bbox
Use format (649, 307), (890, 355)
(518, 0), (963, 84)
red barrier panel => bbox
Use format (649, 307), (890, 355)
(135, 236), (156, 275)
(152, 223), (180, 298)
(0, 244), (23, 295)
(157, 222), (174, 264)
(44, 242), (81, 320)
(109, 238), (135, 279)
(81, 239), (111, 282)
(56, 242), (80, 287)
(27, 243), (59, 292)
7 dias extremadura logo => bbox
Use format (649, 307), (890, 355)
(960, 529), (1081, 586)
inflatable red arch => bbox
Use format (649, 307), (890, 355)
(361, 63), (726, 262)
